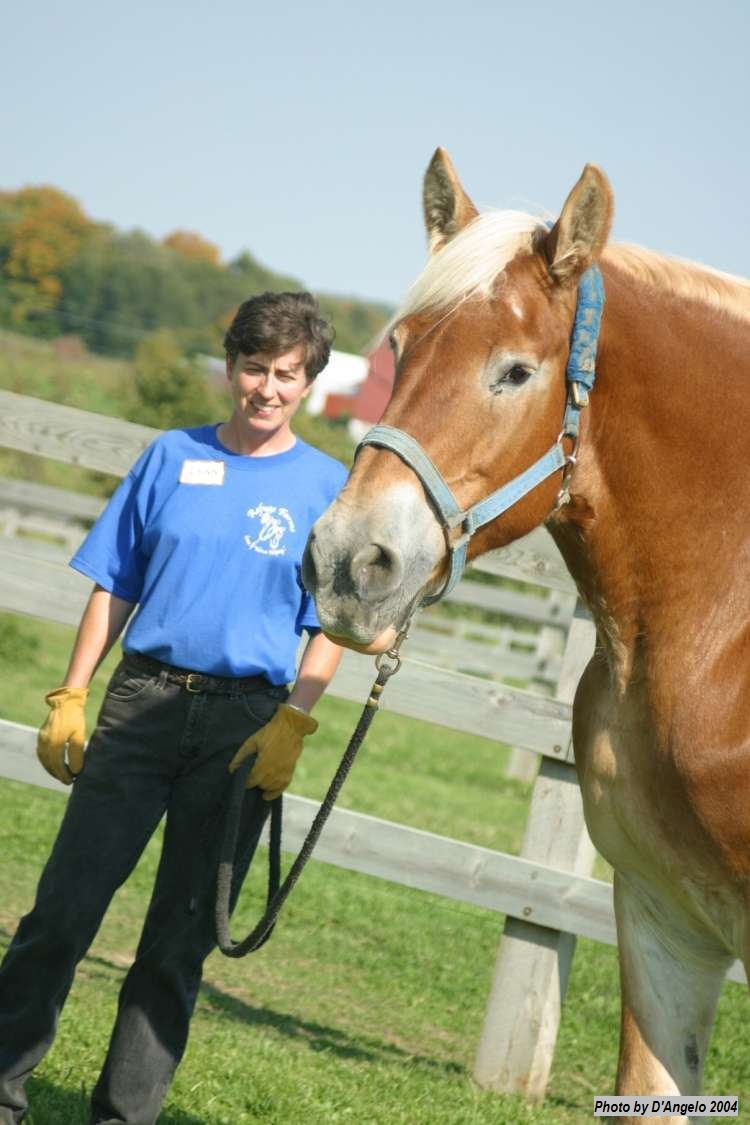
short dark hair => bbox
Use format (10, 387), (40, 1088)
(224, 291), (334, 381)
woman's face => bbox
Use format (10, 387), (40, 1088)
(226, 344), (311, 446)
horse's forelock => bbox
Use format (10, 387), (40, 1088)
(396, 209), (543, 323)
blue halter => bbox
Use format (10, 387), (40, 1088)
(356, 263), (605, 606)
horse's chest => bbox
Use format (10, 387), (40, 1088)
(573, 677), (665, 873)
(572, 660), (729, 891)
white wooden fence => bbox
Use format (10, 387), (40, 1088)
(0, 389), (743, 1103)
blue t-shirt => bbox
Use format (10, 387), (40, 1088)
(70, 425), (347, 683)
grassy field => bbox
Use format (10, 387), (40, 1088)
(1, 612), (749, 1124)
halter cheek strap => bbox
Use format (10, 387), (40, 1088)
(357, 263), (605, 606)
(561, 262), (605, 438)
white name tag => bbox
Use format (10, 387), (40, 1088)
(179, 459), (225, 486)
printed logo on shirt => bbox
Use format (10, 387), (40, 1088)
(244, 503), (295, 556)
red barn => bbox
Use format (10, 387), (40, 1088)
(323, 336), (395, 441)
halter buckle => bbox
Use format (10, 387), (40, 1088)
(571, 383), (589, 408)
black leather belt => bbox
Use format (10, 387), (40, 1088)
(124, 652), (274, 695)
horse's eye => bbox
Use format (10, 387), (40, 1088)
(491, 364), (534, 393)
(506, 365), (533, 386)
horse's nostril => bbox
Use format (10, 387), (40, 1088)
(350, 543), (402, 598)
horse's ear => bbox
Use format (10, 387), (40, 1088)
(544, 164), (613, 285)
(423, 147), (479, 255)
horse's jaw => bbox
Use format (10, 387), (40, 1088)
(322, 624), (399, 656)
(302, 485), (445, 650)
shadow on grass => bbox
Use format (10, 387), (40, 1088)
(27, 1076), (205, 1125)
(2, 930), (463, 1109)
(198, 979), (464, 1077)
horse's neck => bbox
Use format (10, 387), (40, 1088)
(550, 261), (750, 695)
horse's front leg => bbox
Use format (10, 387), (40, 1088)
(613, 873), (731, 1124)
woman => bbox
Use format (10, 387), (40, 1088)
(0, 291), (346, 1125)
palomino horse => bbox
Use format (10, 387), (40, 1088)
(303, 149), (750, 1120)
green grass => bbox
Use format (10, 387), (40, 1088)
(1, 612), (749, 1123)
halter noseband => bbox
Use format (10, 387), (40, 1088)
(356, 263), (605, 606)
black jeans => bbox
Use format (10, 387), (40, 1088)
(0, 656), (287, 1125)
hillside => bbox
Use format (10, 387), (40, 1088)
(0, 185), (391, 360)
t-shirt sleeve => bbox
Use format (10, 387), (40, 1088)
(295, 587), (321, 633)
(69, 441), (161, 602)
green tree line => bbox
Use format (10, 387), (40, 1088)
(0, 185), (390, 358)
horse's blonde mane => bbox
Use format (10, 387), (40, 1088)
(604, 243), (750, 323)
(396, 207), (750, 326)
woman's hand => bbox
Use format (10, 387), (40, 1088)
(37, 687), (89, 784)
(228, 703), (318, 800)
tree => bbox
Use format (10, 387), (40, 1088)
(316, 294), (392, 354)
(0, 186), (91, 333)
(128, 329), (221, 429)
(228, 249), (299, 294)
(59, 230), (203, 356)
(162, 230), (221, 266)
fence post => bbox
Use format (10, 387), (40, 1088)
(473, 600), (596, 1101)
(504, 746), (539, 783)
(505, 612), (570, 784)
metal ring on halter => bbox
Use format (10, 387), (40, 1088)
(553, 431), (580, 511)
(375, 649), (402, 677)
(556, 428), (580, 462)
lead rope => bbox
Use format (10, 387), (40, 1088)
(215, 628), (409, 957)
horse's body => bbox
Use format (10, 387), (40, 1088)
(302, 150), (750, 1122)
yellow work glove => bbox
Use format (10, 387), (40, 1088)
(37, 686), (89, 785)
(228, 702), (318, 801)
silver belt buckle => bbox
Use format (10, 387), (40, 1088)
(185, 673), (204, 693)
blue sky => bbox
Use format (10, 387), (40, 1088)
(3, 0), (748, 308)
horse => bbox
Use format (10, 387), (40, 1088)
(302, 148), (750, 1122)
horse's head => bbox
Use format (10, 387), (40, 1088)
(303, 149), (613, 652)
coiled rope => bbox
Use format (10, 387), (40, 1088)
(216, 637), (406, 957)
